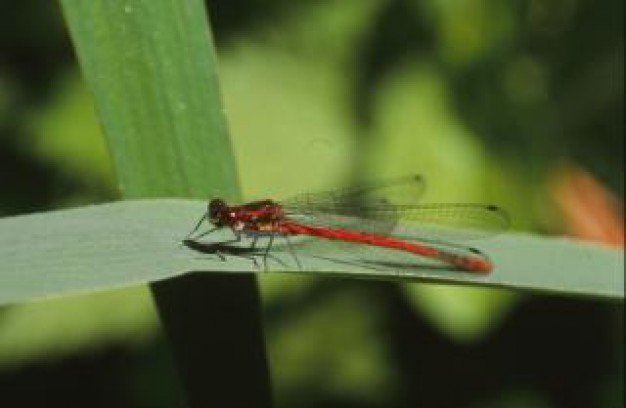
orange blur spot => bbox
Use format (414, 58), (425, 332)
(550, 164), (624, 247)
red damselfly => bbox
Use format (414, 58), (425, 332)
(184, 175), (509, 273)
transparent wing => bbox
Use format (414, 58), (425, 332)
(284, 202), (509, 242)
(280, 175), (507, 241)
(281, 174), (426, 212)
(391, 203), (509, 241)
(282, 175), (426, 235)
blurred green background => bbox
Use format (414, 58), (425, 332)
(0, 0), (622, 407)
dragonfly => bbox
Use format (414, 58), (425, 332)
(184, 175), (509, 273)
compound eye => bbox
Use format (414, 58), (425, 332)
(208, 199), (227, 222)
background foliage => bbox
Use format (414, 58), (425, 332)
(0, 0), (622, 407)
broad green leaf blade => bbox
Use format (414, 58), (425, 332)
(60, 0), (239, 199)
(60, 1), (270, 406)
(0, 200), (622, 305)
(0, 200), (203, 305)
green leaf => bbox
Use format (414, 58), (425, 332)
(60, 0), (239, 199)
(0, 199), (622, 305)
(59, 1), (271, 407)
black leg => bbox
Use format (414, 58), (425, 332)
(195, 227), (242, 244)
(246, 254), (260, 269)
(190, 226), (220, 241)
(213, 251), (227, 262)
(283, 234), (302, 270)
(263, 234), (275, 272)
(221, 229), (242, 245)
(185, 213), (208, 239)
(250, 235), (259, 250)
